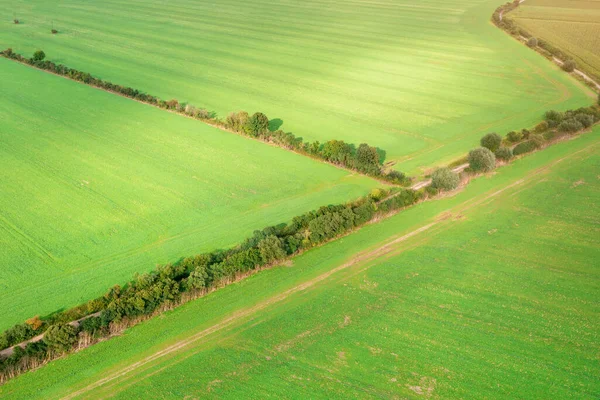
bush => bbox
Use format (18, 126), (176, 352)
(527, 37), (538, 47)
(532, 121), (549, 134)
(558, 118), (583, 133)
(561, 59), (576, 72)
(43, 324), (79, 352)
(495, 147), (513, 161)
(480, 132), (502, 152)
(430, 168), (459, 191)
(246, 112), (269, 137)
(574, 113), (594, 129)
(513, 140), (537, 156)
(51, 29), (58, 34)
(13, 19), (19, 24)
(545, 110), (563, 128)
(32, 50), (45, 62)
(468, 147), (496, 172)
(506, 130), (522, 143)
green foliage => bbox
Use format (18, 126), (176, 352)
(258, 235), (287, 264)
(32, 50), (45, 62)
(513, 140), (537, 156)
(480, 133), (502, 152)
(430, 168), (459, 191)
(506, 130), (522, 143)
(43, 324), (79, 352)
(246, 112), (269, 137)
(527, 37), (538, 47)
(468, 147), (496, 172)
(495, 147), (513, 161)
(558, 119), (583, 133)
(532, 121), (549, 134)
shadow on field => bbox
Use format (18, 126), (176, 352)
(269, 118), (283, 131)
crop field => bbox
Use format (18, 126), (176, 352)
(2, 126), (598, 399)
(0, 0), (594, 174)
(510, 0), (600, 79)
(0, 57), (381, 331)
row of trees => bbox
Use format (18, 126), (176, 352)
(0, 48), (408, 186)
(0, 188), (422, 380)
(224, 111), (403, 180)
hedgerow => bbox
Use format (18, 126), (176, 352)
(0, 188), (422, 381)
(0, 49), (408, 186)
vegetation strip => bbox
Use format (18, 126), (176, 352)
(1, 96), (598, 383)
(492, 0), (600, 91)
(0, 49), (407, 186)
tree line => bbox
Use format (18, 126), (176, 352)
(0, 187), (422, 382)
(0, 48), (408, 186)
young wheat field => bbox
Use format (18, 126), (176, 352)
(2, 126), (598, 399)
(510, 0), (600, 79)
(1, 0), (594, 174)
(0, 57), (380, 331)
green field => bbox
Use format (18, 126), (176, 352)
(0, 0), (594, 174)
(2, 126), (598, 399)
(511, 0), (600, 80)
(0, 57), (381, 331)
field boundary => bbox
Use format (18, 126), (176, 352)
(493, 0), (600, 92)
(60, 133), (600, 399)
(0, 50), (407, 186)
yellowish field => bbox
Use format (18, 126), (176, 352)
(511, 0), (600, 79)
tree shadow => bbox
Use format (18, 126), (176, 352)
(376, 147), (387, 164)
(268, 118), (283, 132)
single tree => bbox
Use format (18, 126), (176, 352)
(526, 37), (538, 47)
(561, 59), (576, 73)
(480, 132), (502, 152)
(32, 50), (45, 62)
(246, 112), (269, 137)
(468, 147), (496, 172)
(430, 167), (460, 191)
(495, 147), (513, 161)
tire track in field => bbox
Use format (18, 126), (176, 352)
(60, 223), (436, 400)
(56, 135), (599, 399)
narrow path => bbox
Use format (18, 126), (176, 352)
(0, 312), (101, 359)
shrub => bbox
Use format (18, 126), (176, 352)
(506, 130), (522, 143)
(558, 118), (583, 133)
(513, 140), (537, 156)
(574, 113), (594, 129)
(495, 147), (513, 161)
(561, 59), (576, 72)
(43, 324), (79, 352)
(13, 19), (19, 24)
(532, 121), (549, 134)
(468, 147), (496, 172)
(51, 29), (58, 34)
(430, 168), (459, 191)
(527, 37), (538, 47)
(384, 170), (407, 185)
(246, 112), (269, 137)
(32, 50), (45, 62)
(545, 110), (563, 128)
(530, 134), (545, 149)
(480, 132), (502, 152)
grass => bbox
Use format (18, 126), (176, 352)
(1, 0), (594, 175)
(510, 0), (600, 80)
(0, 57), (381, 332)
(2, 126), (598, 399)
